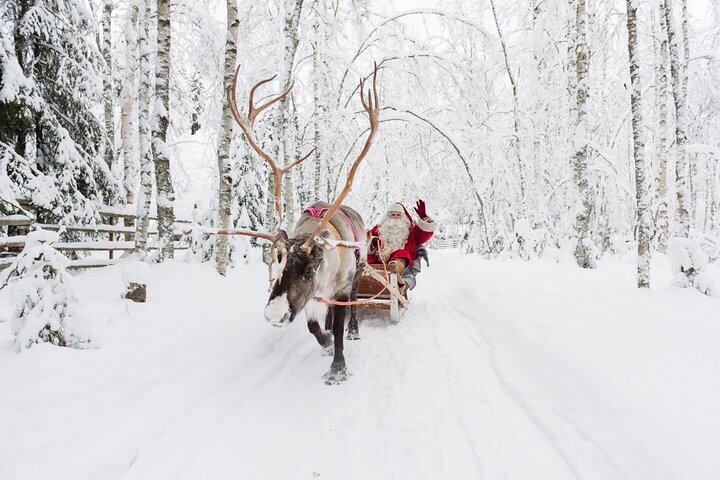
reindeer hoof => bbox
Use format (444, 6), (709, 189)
(323, 365), (347, 385)
(346, 331), (361, 341)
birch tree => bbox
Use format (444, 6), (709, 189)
(215, 0), (239, 275)
(655, 8), (670, 253)
(311, 0), (329, 202)
(101, 0), (114, 170)
(574, 0), (594, 268)
(663, 0), (690, 237)
(120, 4), (139, 206)
(135, 0), (153, 253)
(625, 0), (651, 287)
(264, 0), (304, 229)
(489, 0), (525, 216)
(152, 0), (176, 260)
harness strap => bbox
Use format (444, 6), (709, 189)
(304, 206), (360, 244)
(325, 222), (345, 264)
(304, 205), (361, 261)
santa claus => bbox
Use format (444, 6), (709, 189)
(367, 200), (436, 288)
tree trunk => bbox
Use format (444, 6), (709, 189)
(681, 0), (696, 227)
(489, 0), (526, 216)
(152, 0), (176, 260)
(663, 0), (690, 237)
(272, 0), (304, 228)
(215, 0), (239, 276)
(102, 0), (114, 170)
(135, 0), (153, 253)
(574, 0), (593, 268)
(626, 0), (651, 288)
(311, 0), (328, 202)
(120, 5), (139, 206)
(655, 7), (670, 254)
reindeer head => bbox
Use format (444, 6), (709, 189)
(263, 233), (325, 326)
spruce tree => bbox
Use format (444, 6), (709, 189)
(1, 0), (120, 223)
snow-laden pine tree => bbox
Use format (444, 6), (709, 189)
(5, 230), (91, 350)
(215, 0), (239, 275)
(152, 0), (176, 261)
(625, 0), (651, 288)
(1, 0), (119, 223)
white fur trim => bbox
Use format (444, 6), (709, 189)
(386, 203), (405, 214)
(417, 217), (437, 232)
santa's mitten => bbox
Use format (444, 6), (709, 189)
(414, 199), (428, 219)
(416, 245), (430, 267)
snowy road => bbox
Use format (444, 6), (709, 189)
(2, 251), (719, 479)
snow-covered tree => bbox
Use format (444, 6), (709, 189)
(1, 0), (120, 223)
(152, 0), (176, 260)
(119, 4), (140, 206)
(573, 0), (594, 268)
(101, 0), (115, 170)
(668, 237), (716, 296)
(215, 0), (239, 276)
(135, 0), (154, 253)
(625, 0), (651, 288)
(663, 0), (691, 237)
(654, 6), (670, 254)
(4, 230), (91, 350)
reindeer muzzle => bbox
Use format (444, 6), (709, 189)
(264, 293), (294, 327)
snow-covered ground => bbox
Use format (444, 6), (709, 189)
(1, 251), (719, 480)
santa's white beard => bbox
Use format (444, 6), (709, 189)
(378, 217), (410, 259)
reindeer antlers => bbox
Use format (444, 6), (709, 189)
(302, 62), (380, 252)
(228, 66), (314, 232)
(219, 63), (380, 254)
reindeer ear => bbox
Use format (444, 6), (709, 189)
(279, 229), (289, 242)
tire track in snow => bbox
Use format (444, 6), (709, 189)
(419, 289), (580, 479)
(424, 277), (626, 480)
(121, 325), (325, 480)
(306, 314), (472, 480)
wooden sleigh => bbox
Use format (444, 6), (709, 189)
(356, 262), (410, 323)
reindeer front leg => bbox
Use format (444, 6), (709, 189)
(306, 300), (332, 349)
(324, 297), (349, 384)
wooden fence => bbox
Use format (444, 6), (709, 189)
(0, 205), (191, 270)
(431, 236), (462, 249)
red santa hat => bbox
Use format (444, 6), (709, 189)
(386, 202), (414, 224)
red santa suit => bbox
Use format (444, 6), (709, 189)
(367, 203), (436, 265)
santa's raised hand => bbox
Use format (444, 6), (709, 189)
(414, 199), (428, 220)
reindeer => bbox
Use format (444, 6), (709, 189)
(221, 64), (380, 384)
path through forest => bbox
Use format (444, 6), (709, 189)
(1, 251), (719, 480)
